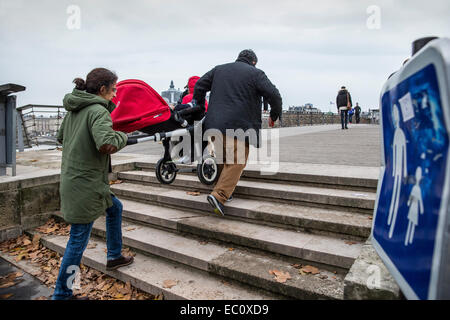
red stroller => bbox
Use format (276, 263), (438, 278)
(111, 79), (218, 185)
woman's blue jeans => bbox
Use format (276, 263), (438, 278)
(52, 195), (123, 300)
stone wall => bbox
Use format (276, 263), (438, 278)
(0, 173), (60, 242)
(262, 113), (376, 129)
(0, 161), (136, 242)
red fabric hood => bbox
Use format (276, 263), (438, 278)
(187, 76), (200, 93)
(111, 79), (171, 133)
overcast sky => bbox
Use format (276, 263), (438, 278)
(1, 0), (449, 112)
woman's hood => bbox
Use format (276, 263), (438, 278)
(63, 89), (115, 113)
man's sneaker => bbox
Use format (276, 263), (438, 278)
(207, 195), (225, 216)
(106, 255), (134, 271)
(226, 195), (233, 202)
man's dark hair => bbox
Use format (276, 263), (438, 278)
(73, 68), (118, 94)
(237, 49), (258, 65)
(341, 86), (346, 90)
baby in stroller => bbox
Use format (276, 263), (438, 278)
(111, 79), (219, 185)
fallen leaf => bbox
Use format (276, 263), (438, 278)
(125, 227), (136, 232)
(22, 239), (32, 246)
(32, 234), (41, 245)
(268, 270), (291, 283)
(187, 191), (201, 196)
(109, 180), (123, 185)
(43, 226), (58, 234)
(162, 280), (177, 289)
(33, 296), (48, 300)
(199, 241), (208, 245)
(154, 293), (164, 300)
(345, 241), (358, 246)
(291, 264), (302, 269)
(0, 293), (14, 299)
(0, 282), (16, 289)
(30, 159), (38, 163)
(300, 265), (320, 275)
(15, 254), (27, 262)
(228, 248), (234, 251)
(87, 243), (97, 249)
(368, 216), (373, 220)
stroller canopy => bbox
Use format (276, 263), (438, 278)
(111, 79), (171, 133)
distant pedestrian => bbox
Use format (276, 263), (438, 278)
(194, 49), (282, 216)
(53, 68), (133, 300)
(336, 86), (352, 129)
(348, 107), (354, 123)
(354, 103), (362, 124)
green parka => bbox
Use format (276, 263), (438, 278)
(57, 89), (128, 224)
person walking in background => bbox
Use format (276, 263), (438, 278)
(194, 49), (282, 216)
(336, 86), (352, 129)
(348, 106), (354, 123)
(53, 68), (133, 300)
(354, 102), (362, 124)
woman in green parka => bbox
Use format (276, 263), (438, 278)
(53, 68), (133, 300)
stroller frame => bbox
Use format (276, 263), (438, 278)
(127, 116), (219, 185)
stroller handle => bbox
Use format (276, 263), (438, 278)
(126, 135), (157, 145)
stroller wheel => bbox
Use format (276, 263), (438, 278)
(156, 158), (177, 184)
(197, 156), (218, 185)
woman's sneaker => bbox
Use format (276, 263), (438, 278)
(207, 195), (225, 216)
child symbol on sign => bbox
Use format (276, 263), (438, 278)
(405, 167), (424, 246)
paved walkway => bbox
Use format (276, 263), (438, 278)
(121, 124), (381, 167)
(0, 257), (52, 300)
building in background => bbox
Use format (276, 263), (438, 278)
(288, 103), (321, 114)
(161, 80), (182, 105)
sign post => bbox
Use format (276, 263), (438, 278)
(0, 83), (26, 176)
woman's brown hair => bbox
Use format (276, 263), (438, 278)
(73, 68), (118, 94)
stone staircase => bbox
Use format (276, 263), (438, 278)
(36, 161), (378, 300)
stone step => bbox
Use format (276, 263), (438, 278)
(135, 161), (379, 191)
(79, 216), (346, 299)
(111, 183), (372, 239)
(117, 170), (376, 212)
(114, 198), (363, 269)
(29, 231), (281, 300)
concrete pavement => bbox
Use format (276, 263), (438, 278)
(120, 124), (381, 167)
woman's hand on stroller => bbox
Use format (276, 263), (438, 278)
(99, 144), (118, 154)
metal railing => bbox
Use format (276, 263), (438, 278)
(16, 104), (66, 148)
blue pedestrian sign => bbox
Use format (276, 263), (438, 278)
(372, 38), (450, 300)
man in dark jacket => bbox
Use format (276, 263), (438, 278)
(193, 49), (282, 216)
(336, 86), (352, 129)
(354, 103), (362, 124)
